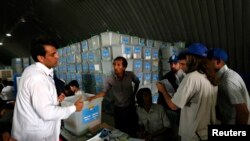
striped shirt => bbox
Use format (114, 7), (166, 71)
(217, 65), (250, 124)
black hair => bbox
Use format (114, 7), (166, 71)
(136, 88), (152, 108)
(30, 36), (59, 62)
(186, 55), (219, 86)
(113, 56), (128, 68)
(63, 84), (74, 97)
(68, 80), (79, 88)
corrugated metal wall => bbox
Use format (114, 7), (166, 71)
(1, 0), (249, 73)
(32, 0), (250, 73)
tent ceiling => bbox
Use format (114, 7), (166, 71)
(0, 0), (249, 73)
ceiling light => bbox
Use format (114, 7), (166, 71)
(20, 18), (26, 23)
(6, 33), (12, 37)
(0, 42), (3, 45)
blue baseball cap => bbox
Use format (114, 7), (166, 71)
(207, 48), (228, 62)
(185, 43), (208, 57)
(168, 55), (179, 63)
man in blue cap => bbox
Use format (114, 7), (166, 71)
(208, 48), (250, 124)
(163, 54), (185, 90)
(157, 54), (186, 140)
(157, 43), (219, 141)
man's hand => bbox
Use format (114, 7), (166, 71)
(74, 96), (84, 112)
(87, 92), (106, 101)
(58, 93), (65, 103)
(156, 82), (166, 93)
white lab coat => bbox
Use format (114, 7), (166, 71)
(11, 63), (76, 141)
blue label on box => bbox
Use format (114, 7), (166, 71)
(89, 64), (95, 72)
(82, 53), (88, 60)
(95, 75), (103, 84)
(144, 74), (151, 80)
(124, 46), (131, 54)
(152, 94), (159, 104)
(136, 73), (143, 82)
(134, 46), (141, 53)
(82, 65), (89, 72)
(144, 62), (151, 70)
(153, 50), (158, 58)
(88, 53), (94, 60)
(82, 105), (100, 124)
(76, 73), (82, 80)
(145, 49), (151, 57)
(102, 49), (110, 57)
(66, 47), (71, 54)
(134, 60), (142, 68)
(71, 73), (76, 80)
(152, 74), (159, 81)
(67, 55), (75, 63)
(67, 73), (71, 80)
(122, 36), (129, 44)
(81, 40), (88, 51)
(76, 64), (82, 72)
(139, 39), (145, 45)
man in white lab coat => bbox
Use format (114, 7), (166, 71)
(11, 36), (84, 141)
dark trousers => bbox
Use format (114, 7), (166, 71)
(114, 105), (138, 137)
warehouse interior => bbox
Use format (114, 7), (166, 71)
(1, 0), (250, 74)
(1, 0), (250, 140)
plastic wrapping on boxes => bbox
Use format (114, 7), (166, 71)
(152, 72), (159, 82)
(152, 60), (159, 72)
(160, 59), (171, 71)
(112, 44), (133, 59)
(91, 35), (101, 50)
(81, 40), (89, 52)
(132, 45), (142, 59)
(81, 52), (88, 62)
(133, 59), (143, 73)
(154, 40), (162, 48)
(131, 36), (139, 45)
(101, 32), (121, 47)
(70, 43), (81, 54)
(143, 60), (152, 73)
(126, 59), (133, 72)
(101, 61), (113, 75)
(146, 39), (154, 47)
(82, 62), (89, 74)
(66, 54), (76, 64)
(143, 73), (151, 85)
(88, 62), (102, 73)
(120, 34), (130, 44)
(67, 64), (76, 73)
(143, 47), (152, 60)
(61, 94), (103, 136)
(159, 46), (177, 59)
(76, 64), (82, 73)
(151, 47), (159, 60)
(139, 38), (145, 46)
(88, 49), (101, 62)
(101, 46), (112, 61)
(135, 72), (143, 85)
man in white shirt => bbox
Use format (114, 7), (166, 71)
(157, 43), (219, 141)
(11, 36), (84, 141)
